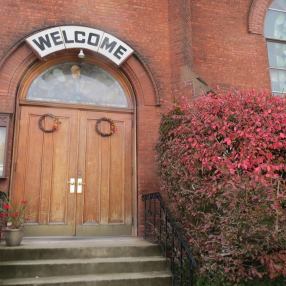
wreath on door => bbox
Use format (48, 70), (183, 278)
(38, 114), (61, 133)
(95, 117), (116, 137)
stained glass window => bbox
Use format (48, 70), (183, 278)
(265, 0), (286, 95)
(27, 62), (129, 108)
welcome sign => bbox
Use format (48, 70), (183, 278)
(25, 26), (134, 65)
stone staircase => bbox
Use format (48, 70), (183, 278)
(0, 237), (172, 286)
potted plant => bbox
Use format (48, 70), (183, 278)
(0, 199), (27, 246)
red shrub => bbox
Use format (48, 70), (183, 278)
(157, 90), (286, 284)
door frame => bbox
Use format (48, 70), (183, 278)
(10, 54), (138, 236)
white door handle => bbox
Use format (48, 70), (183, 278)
(77, 177), (85, 193)
(68, 178), (76, 193)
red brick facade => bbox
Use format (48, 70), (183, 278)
(249, 0), (273, 34)
(191, 0), (271, 91)
(0, 0), (274, 236)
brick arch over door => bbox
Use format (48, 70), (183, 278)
(0, 44), (160, 113)
(248, 0), (273, 35)
(0, 37), (160, 237)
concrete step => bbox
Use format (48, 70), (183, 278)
(0, 239), (161, 261)
(0, 256), (168, 279)
(0, 238), (172, 286)
(0, 271), (172, 286)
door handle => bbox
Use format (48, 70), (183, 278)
(77, 177), (85, 194)
(68, 178), (76, 193)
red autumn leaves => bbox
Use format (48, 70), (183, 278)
(157, 90), (286, 284)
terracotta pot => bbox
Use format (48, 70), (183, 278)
(4, 228), (24, 246)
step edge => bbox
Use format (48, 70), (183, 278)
(0, 256), (167, 266)
(2, 271), (173, 285)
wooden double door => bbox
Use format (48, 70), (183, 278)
(12, 106), (133, 236)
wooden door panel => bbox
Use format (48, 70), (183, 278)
(123, 118), (133, 225)
(39, 131), (55, 224)
(76, 111), (133, 235)
(100, 124), (111, 225)
(78, 116), (101, 224)
(109, 120), (126, 223)
(47, 117), (73, 224)
(13, 112), (44, 223)
(12, 106), (78, 236)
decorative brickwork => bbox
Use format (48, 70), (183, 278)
(249, 0), (272, 35)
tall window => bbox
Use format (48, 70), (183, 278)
(265, 0), (286, 96)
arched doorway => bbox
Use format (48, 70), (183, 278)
(11, 55), (135, 236)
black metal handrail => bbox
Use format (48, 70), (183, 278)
(142, 192), (196, 286)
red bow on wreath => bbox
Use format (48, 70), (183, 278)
(38, 114), (61, 133)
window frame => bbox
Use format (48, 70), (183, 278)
(265, 2), (286, 96)
(18, 54), (135, 113)
(0, 113), (11, 178)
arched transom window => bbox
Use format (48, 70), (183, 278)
(265, 0), (286, 96)
(27, 62), (129, 108)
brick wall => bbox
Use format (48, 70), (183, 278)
(168, 0), (193, 99)
(190, 0), (271, 91)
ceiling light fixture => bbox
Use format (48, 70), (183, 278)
(78, 49), (85, 59)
